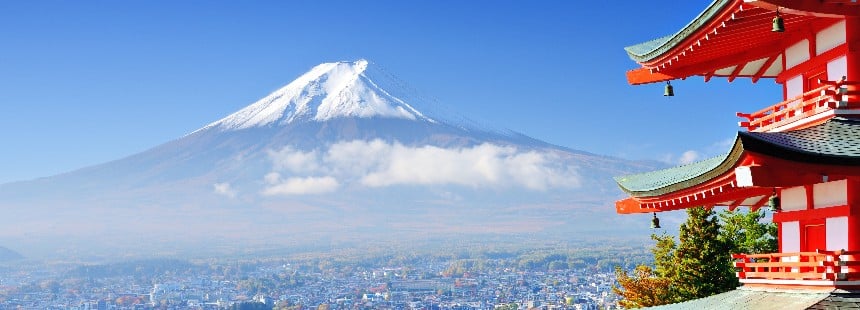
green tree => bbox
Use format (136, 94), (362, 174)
(651, 233), (677, 280)
(718, 209), (777, 255)
(616, 206), (777, 308)
(616, 208), (742, 307)
(673, 207), (737, 300)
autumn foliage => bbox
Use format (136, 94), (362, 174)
(613, 265), (673, 308)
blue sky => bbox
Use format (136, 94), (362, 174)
(0, 1), (783, 184)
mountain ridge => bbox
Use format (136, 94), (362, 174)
(0, 59), (662, 259)
(197, 59), (434, 133)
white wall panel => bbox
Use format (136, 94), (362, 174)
(781, 186), (807, 211)
(827, 216), (848, 251)
(814, 179), (847, 209)
(782, 221), (800, 253)
(785, 39), (810, 69)
(786, 75), (804, 99)
(816, 20), (846, 55)
(828, 56), (848, 81)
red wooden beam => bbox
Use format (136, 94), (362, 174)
(629, 13), (830, 85)
(633, 44), (787, 84)
(750, 195), (770, 212)
(626, 68), (682, 85)
(616, 151), (860, 214)
(728, 198), (744, 211)
(748, 0), (860, 17)
(704, 70), (716, 82)
(773, 205), (851, 223)
(642, 14), (817, 70)
(752, 54), (780, 83)
(776, 44), (848, 83)
(728, 62), (747, 82)
(637, 0), (745, 67)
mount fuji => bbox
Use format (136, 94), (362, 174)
(0, 60), (660, 259)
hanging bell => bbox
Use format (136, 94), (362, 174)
(650, 212), (661, 229)
(768, 194), (781, 212)
(664, 81), (674, 97)
(772, 12), (785, 32)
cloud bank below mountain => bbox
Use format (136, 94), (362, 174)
(261, 139), (581, 196)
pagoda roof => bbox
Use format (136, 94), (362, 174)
(624, 0), (856, 85)
(615, 118), (860, 213)
(615, 152), (733, 197)
(624, 0), (734, 63)
(617, 117), (860, 197)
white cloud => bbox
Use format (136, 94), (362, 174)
(262, 176), (340, 196)
(264, 172), (282, 184)
(261, 139), (580, 196)
(267, 147), (320, 173)
(357, 143), (578, 190)
(678, 150), (700, 165)
(213, 182), (237, 198)
(663, 138), (734, 166)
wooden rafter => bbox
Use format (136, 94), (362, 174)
(728, 199), (745, 211)
(704, 71), (716, 82)
(628, 41), (787, 84)
(626, 1), (843, 85)
(747, 0), (860, 17)
(749, 195), (770, 212)
(728, 62), (748, 82)
(752, 54), (780, 83)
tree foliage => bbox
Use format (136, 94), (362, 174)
(718, 209), (777, 255)
(673, 207), (737, 300)
(613, 265), (673, 308)
(616, 207), (773, 307)
(651, 233), (677, 279)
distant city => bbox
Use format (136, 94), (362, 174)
(0, 242), (649, 310)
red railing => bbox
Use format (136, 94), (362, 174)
(737, 78), (860, 132)
(733, 250), (860, 284)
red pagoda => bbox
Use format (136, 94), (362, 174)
(617, 0), (860, 296)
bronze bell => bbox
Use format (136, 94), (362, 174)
(664, 81), (674, 97)
(768, 194), (781, 212)
(650, 212), (661, 229)
(772, 12), (785, 32)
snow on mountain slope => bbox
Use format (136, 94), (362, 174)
(0, 59), (666, 259)
(199, 59), (434, 132)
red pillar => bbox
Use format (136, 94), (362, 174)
(848, 178), (860, 252)
(847, 17), (860, 83)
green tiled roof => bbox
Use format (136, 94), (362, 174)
(645, 287), (831, 310)
(615, 118), (860, 197)
(614, 151), (737, 196)
(624, 0), (733, 63)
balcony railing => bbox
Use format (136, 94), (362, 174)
(733, 250), (860, 285)
(736, 78), (860, 132)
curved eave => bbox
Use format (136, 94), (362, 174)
(616, 118), (860, 198)
(614, 139), (744, 198)
(624, 0), (737, 63)
(624, 0), (848, 85)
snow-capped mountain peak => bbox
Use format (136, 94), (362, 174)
(200, 59), (434, 132)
